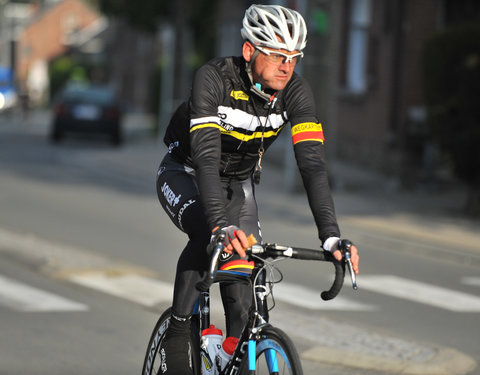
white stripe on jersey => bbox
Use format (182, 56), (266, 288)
(190, 116), (220, 127)
(218, 106), (286, 131)
(190, 107), (286, 132)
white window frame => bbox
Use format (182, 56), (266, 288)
(345, 0), (372, 94)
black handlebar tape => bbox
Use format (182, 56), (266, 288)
(195, 235), (225, 292)
(291, 247), (326, 260)
(320, 253), (345, 301)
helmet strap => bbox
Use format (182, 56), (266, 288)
(245, 49), (259, 79)
(246, 50), (273, 102)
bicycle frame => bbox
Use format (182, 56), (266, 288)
(225, 265), (271, 374)
(142, 239), (356, 375)
(193, 239), (356, 375)
(194, 259), (284, 374)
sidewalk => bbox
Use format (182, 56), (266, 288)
(329, 160), (480, 265)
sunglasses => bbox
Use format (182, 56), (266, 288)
(255, 46), (304, 65)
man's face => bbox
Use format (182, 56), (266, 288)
(243, 42), (302, 91)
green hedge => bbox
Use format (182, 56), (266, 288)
(48, 56), (100, 101)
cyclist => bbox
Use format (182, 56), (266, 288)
(156, 4), (359, 374)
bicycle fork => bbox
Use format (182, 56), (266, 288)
(225, 269), (282, 375)
(247, 332), (280, 375)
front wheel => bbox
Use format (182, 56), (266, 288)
(141, 307), (201, 375)
(239, 326), (303, 375)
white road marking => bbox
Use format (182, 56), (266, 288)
(69, 275), (375, 311)
(461, 277), (480, 287)
(69, 273), (174, 307)
(3, 227), (479, 314)
(0, 275), (88, 312)
(360, 275), (480, 312)
(274, 282), (376, 311)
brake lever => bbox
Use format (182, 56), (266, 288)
(210, 232), (227, 276)
(338, 239), (358, 290)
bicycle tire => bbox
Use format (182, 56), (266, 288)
(141, 307), (201, 375)
(238, 326), (303, 375)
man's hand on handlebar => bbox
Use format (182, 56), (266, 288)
(333, 245), (359, 275)
(212, 225), (250, 258)
(324, 237), (359, 275)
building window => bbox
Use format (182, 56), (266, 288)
(344, 0), (372, 95)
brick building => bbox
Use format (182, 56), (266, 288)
(17, 0), (100, 83)
(328, 0), (480, 185)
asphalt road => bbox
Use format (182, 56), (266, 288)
(1, 111), (479, 375)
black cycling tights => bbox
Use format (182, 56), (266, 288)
(172, 226), (251, 337)
(157, 153), (260, 337)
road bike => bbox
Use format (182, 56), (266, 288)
(142, 233), (357, 375)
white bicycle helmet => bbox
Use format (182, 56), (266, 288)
(241, 4), (307, 52)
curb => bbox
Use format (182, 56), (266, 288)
(302, 345), (477, 375)
(273, 310), (478, 375)
(340, 215), (480, 268)
(341, 215), (480, 254)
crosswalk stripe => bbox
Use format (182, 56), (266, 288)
(69, 272), (375, 311)
(360, 275), (480, 312)
(0, 275), (88, 312)
(68, 273), (174, 307)
(274, 282), (376, 311)
(461, 277), (480, 287)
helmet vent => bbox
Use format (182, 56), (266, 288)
(241, 4), (307, 52)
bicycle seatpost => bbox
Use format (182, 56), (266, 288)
(338, 239), (358, 290)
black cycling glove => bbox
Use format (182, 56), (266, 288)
(211, 225), (241, 247)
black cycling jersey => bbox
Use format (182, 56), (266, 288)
(163, 55), (340, 243)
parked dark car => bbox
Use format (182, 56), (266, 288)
(50, 84), (123, 146)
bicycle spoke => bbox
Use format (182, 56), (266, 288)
(255, 347), (291, 374)
(240, 327), (302, 375)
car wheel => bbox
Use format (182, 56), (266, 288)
(50, 128), (63, 143)
(111, 131), (122, 146)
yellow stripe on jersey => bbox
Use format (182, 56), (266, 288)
(190, 122), (285, 142)
(225, 126), (285, 142)
(190, 123), (223, 133)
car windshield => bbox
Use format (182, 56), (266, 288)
(61, 86), (115, 105)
